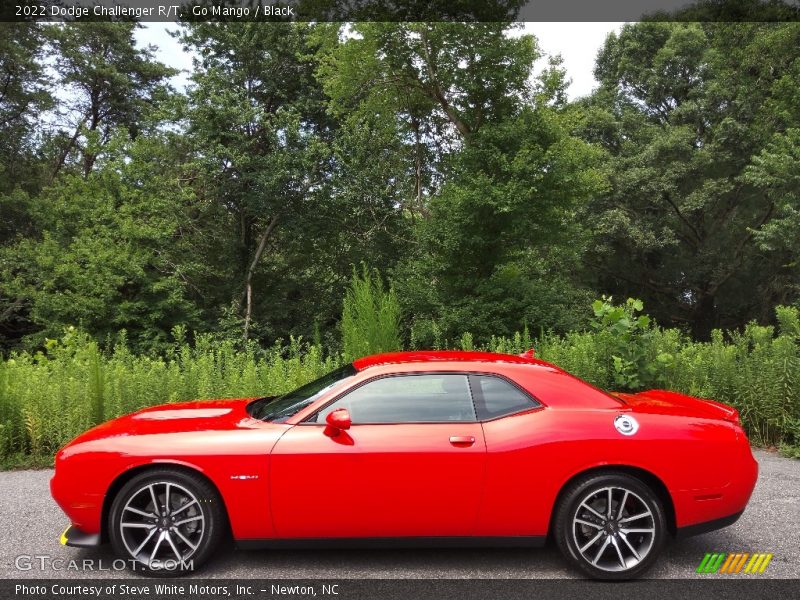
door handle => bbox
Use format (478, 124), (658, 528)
(449, 435), (476, 447)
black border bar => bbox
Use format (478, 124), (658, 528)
(3, 0), (800, 23)
(3, 579), (799, 600)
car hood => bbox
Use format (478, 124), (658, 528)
(612, 389), (740, 423)
(64, 398), (267, 445)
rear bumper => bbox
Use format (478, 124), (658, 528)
(673, 440), (758, 530)
(675, 510), (744, 539)
(60, 524), (101, 548)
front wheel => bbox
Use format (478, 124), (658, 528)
(109, 469), (225, 576)
(554, 472), (667, 580)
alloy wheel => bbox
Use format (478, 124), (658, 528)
(571, 485), (656, 572)
(119, 481), (205, 568)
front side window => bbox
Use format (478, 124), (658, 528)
(469, 374), (539, 420)
(249, 364), (358, 422)
(312, 374), (476, 424)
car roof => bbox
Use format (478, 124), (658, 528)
(352, 350), (560, 371)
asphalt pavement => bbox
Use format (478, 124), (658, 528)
(1, 449), (797, 580)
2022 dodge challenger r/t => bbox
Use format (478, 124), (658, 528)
(51, 350), (758, 579)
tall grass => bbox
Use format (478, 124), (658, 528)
(341, 266), (402, 361)
(1, 304), (799, 468)
(0, 328), (339, 466)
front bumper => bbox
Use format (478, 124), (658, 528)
(50, 469), (104, 536)
(60, 524), (101, 548)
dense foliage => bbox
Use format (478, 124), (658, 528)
(582, 22), (800, 337)
(2, 20), (800, 350)
(1, 20), (799, 462)
(1, 298), (798, 467)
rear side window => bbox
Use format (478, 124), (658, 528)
(470, 374), (539, 420)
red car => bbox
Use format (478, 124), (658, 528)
(51, 350), (758, 579)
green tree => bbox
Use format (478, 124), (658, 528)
(739, 25), (800, 298)
(181, 22), (419, 346)
(0, 23), (51, 199)
(321, 22), (536, 139)
(318, 22), (601, 344)
(48, 22), (176, 179)
(583, 22), (800, 336)
(403, 103), (605, 345)
(318, 22), (538, 221)
(1, 130), (205, 352)
(0, 23), (52, 348)
(1, 22), (178, 351)
(181, 22), (341, 343)
(744, 129), (800, 275)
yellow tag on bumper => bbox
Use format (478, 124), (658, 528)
(60, 525), (70, 545)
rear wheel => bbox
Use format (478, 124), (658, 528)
(554, 472), (666, 580)
(109, 469), (224, 575)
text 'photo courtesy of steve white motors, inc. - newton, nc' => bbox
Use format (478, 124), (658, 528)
(13, 582), (336, 597)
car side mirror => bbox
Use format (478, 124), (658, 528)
(325, 408), (351, 431)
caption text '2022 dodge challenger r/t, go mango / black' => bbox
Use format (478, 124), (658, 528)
(50, 350), (758, 579)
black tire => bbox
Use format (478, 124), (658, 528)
(108, 468), (225, 576)
(553, 472), (667, 580)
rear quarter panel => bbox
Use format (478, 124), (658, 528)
(477, 403), (752, 536)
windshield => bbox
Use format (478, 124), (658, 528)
(248, 364), (358, 422)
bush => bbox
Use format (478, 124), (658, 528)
(1, 298), (798, 467)
(485, 300), (800, 452)
(341, 266), (402, 361)
(0, 329), (339, 467)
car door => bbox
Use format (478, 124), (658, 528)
(269, 373), (487, 538)
(467, 373), (549, 536)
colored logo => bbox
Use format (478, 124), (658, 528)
(696, 552), (773, 574)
